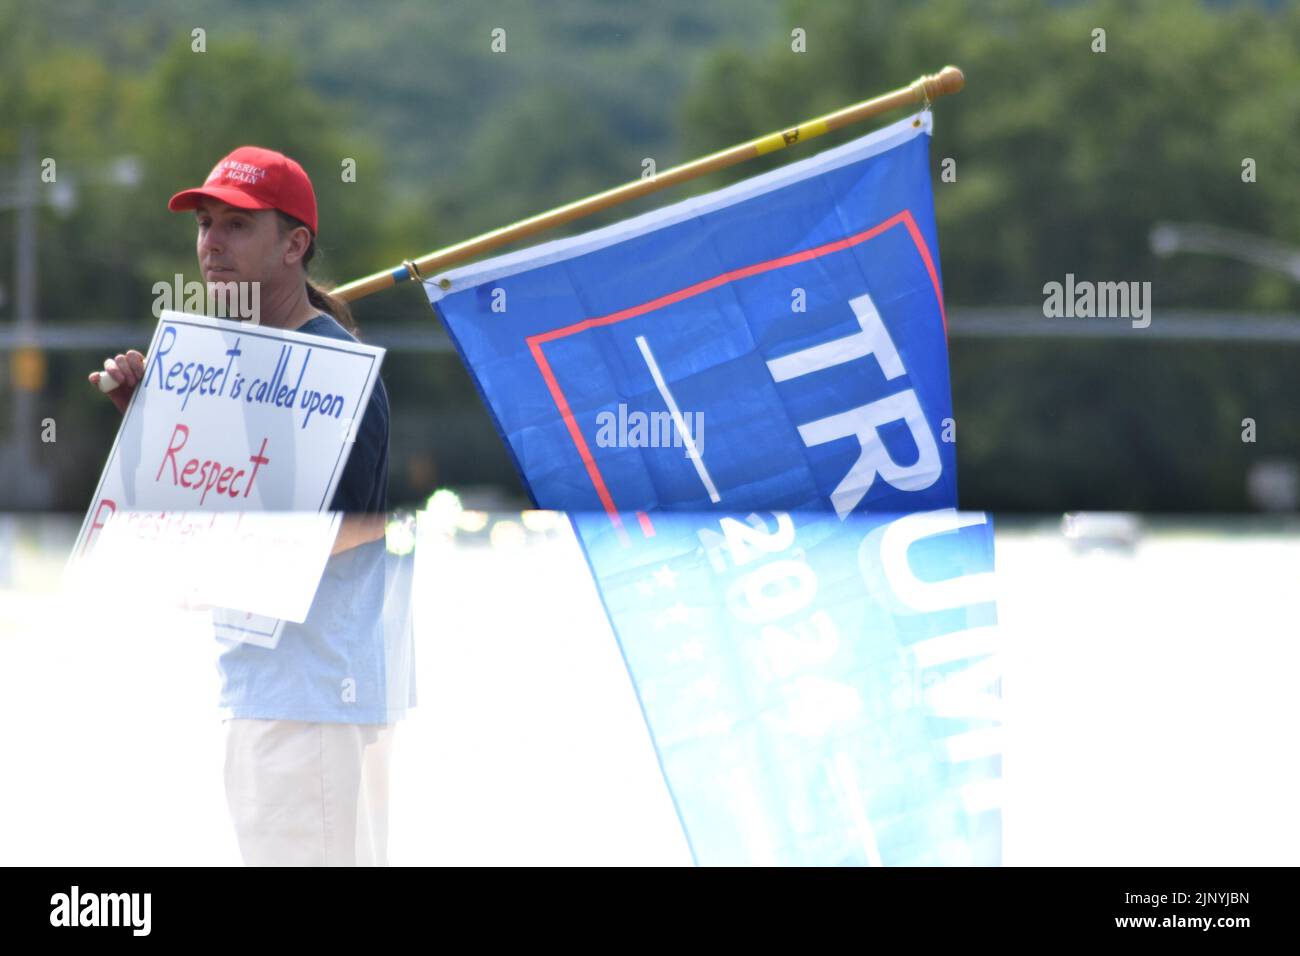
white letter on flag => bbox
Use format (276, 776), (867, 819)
(767, 292), (940, 516)
(766, 292), (904, 382)
(798, 390), (941, 517)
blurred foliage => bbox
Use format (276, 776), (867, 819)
(680, 0), (1300, 510)
(684, 0), (1300, 311)
(1, 0), (1297, 512)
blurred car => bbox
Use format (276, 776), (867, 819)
(1061, 511), (1141, 554)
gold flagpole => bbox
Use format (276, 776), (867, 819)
(334, 65), (964, 303)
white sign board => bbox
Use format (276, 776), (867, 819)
(68, 310), (386, 645)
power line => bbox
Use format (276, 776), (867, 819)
(5, 308), (1300, 351)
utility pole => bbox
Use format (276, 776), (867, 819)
(3, 127), (53, 509)
(1, 137), (136, 510)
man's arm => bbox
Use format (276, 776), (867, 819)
(331, 513), (386, 555)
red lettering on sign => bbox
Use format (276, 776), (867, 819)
(156, 423), (190, 484)
(245, 437), (270, 498)
(153, 425), (270, 503)
(82, 498), (117, 556)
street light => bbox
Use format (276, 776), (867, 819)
(1150, 221), (1300, 283)
(1150, 220), (1300, 514)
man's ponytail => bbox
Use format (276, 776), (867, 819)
(305, 279), (358, 336)
(276, 211), (359, 336)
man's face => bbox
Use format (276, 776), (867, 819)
(194, 199), (290, 285)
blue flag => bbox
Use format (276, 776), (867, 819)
(428, 111), (1001, 864)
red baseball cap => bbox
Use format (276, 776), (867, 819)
(167, 145), (318, 234)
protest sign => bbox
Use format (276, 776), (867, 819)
(69, 310), (385, 644)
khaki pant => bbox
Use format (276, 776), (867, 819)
(223, 718), (395, 866)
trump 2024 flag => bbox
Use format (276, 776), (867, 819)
(427, 111), (1001, 865)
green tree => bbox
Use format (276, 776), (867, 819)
(680, 0), (1300, 511)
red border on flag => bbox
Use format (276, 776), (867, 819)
(525, 209), (946, 539)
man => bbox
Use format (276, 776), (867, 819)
(90, 146), (414, 865)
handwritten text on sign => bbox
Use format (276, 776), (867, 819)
(73, 310), (386, 560)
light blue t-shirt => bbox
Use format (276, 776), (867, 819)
(214, 314), (417, 724)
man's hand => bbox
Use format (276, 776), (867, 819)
(88, 350), (145, 415)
